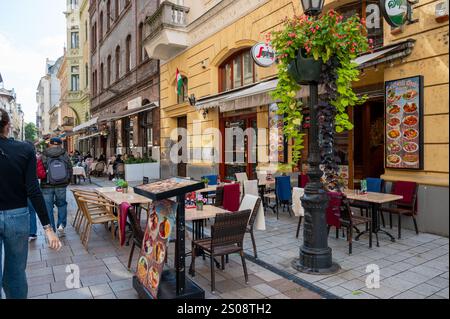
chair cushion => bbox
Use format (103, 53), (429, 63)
(380, 206), (414, 215)
(192, 238), (242, 256)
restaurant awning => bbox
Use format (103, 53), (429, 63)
(98, 101), (159, 122)
(195, 79), (314, 113)
(78, 132), (101, 141)
(73, 117), (99, 132)
(353, 39), (415, 69)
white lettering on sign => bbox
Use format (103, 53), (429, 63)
(251, 42), (276, 67)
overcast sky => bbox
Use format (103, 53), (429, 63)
(0, 0), (66, 123)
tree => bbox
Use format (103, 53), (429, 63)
(24, 122), (38, 141)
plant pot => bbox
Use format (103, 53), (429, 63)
(288, 49), (323, 85)
(196, 203), (203, 211)
(123, 187), (128, 194)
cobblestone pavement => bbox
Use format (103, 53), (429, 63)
(24, 184), (322, 300)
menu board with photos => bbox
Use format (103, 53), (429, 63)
(136, 200), (177, 299)
(385, 76), (424, 169)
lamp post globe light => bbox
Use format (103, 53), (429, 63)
(291, 0), (340, 274)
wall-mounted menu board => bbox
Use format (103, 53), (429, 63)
(268, 103), (287, 163)
(385, 76), (424, 170)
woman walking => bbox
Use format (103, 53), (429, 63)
(0, 109), (61, 299)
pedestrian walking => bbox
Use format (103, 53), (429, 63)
(40, 137), (73, 236)
(0, 109), (61, 299)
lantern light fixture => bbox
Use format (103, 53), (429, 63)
(300, 0), (325, 17)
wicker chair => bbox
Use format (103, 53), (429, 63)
(71, 189), (109, 233)
(214, 185), (224, 207)
(126, 206), (145, 270)
(190, 210), (251, 293)
(94, 162), (105, 177)
(115, 163), (125, 179)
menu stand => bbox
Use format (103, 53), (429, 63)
(132, 178), (205, 299)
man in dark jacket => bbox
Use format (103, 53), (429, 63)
(41, 137), (73, 236)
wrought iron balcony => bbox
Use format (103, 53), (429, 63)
(143, 1), (190, 60)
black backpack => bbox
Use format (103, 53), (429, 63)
(46, 155), (71, 186)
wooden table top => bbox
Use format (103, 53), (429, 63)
(186, 205), (230, 221)
(99, 190), (152, 205)
(258, 179), (275, 187)
(344, 191), (403, 204)
(95, 187), (119, 194)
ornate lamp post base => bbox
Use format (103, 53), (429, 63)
(292, 256), (340, 275)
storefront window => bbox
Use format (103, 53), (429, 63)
(220, 48), (256, 92)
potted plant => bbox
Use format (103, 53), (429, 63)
(115, 179), (129, 193)
(201, 177), (209, 188)
(196, 194), (207, 211)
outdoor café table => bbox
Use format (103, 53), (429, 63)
(72, 166), (87, 184)
(344, 190), (403, 245)
(99, 190), (152, 207)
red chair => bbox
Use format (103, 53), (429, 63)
(326, 192), (342, 238)
(223, 183), (241, 212)
(380, 181), (418, 239)
(299, 173), (309, 188)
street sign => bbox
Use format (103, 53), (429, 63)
(251, 42), (276, 67)
(380, 0), (409, 27)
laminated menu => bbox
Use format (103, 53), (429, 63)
(385, 76), (423, 170)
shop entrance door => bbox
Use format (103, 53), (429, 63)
(220, 114), (257, 180)
(177, 116), (187, 177)
(353, 99), (385, 182)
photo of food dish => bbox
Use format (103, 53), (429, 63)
(387, 129), (401, 140)
(388, 105), (401, 114)
(403, 154), (419, 165)
(387, 94), (401, 104)
(403, 103), (418, 114)
(403, 128), (418, 140)
(388, 142), (402, 153)
(388, 117), (401, 127)
(149, 212), (158, 239)
(403, 90), (418, 100)
(148, 266), (159, 289)
(387, 154), (402, 165)
(403, 115), (418, 126)
(403, 142), (419, 153)
(159, 217), (171, 240)
(152, 242), (166, 264)
(137, 256), (148, 284)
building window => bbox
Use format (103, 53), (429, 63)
(115, 45), (120, 80)
(91, 23), (97, 51)
(106, 0), (111, 31)
(84, 20), (88, 41)
(85, 63), (89, 88)
(70, 0), (79, 10)
(107, 55), (112, 86)
(71, 32), (79, 49)
(99, 11), (103, 42)
(100, 63), (104, 92)
(138, 22), (145, 63)
(219, 49), (255, 92)
(177, 76), (188, 104)
(92, 70), (97, 95)
(71, 66), (80, 91)
(125, 35), (132, 72)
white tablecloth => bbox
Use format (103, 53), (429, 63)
(73, 166), (86, 178)
(292, 187), (305, 217)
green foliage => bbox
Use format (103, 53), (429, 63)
(24, 122), (37, 141)
(115, 179), (128, 188)
(270, 10), (370, 163)
(124, 156), (157, 164)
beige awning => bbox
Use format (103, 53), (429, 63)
(98, 101), (159, 122)
(73, 117), (98, 132)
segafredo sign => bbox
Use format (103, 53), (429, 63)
(251, 42), (276, 67)
(380, 0), (409, 27)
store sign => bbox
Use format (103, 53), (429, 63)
(128, 96), (142, 110)
(251, 42), (276, 67)
(380, 0), (409, 27)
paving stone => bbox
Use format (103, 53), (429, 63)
(27, 274), (55, 286)
(114, 288), (139, 299)
(253, 270), (283, 282)
(50, 280), (79, 293)
(343, 291), (377, 299)
(339, 279), (367, 291)
(284, 287), (322, 299)
(435, 287), (449, 299)
(271, 293), (291, 299)
(28, 284), (51, 298)
(393, 290), (427, 299)
(253, 283), (281, 297)
(362, 285), (402, 299)
(232, 287), (265, 299)
(326, 286), (351, 298)
(214, 279), (246, 294)
(26, 267), (53, 279)
(80, 273), (111, 286)
(410, 283), (442, 297)
(267, 279), (300, 293)
(47, 287), (93, 299)
(95, 293), (117, 299)
(318, 276), (347, 288)
(108, 278), (133, 293)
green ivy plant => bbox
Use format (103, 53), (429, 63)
(270, 10), (371, 164)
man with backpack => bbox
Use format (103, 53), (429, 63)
(40, 137), (73, 236)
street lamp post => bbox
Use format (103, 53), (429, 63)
(292, 0), (340, 274)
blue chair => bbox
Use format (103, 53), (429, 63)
(201, 175), (219, 204)
(274, 176), (293, 220)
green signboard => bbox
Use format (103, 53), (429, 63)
(380, 0), (409, 27)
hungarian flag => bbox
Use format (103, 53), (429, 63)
(176, 68), (183, 96)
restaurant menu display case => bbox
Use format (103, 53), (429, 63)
(385, 76), (424, 170)
(133, 178), (205, 299)
(269, 103), (287, 163)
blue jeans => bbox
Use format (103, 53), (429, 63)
(27, 199), (37, 236)
(41, 187), (68, 231)
(0, 207), (29, 299)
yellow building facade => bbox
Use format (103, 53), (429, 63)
(147, 0), (448, 235)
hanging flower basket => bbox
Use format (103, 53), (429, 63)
(288, 49), (323, 85)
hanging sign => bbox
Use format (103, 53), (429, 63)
(380, 0), (409, 27)
(251, 42), (276, 67)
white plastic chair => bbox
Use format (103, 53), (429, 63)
(244, 180), (258, 196)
